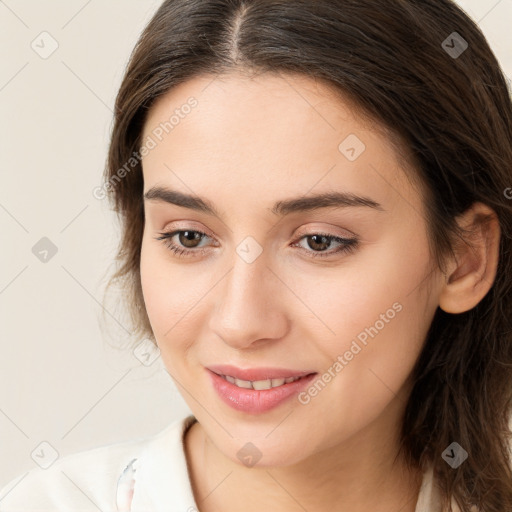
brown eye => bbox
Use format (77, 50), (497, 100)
(154, 229), (212, 258)
(178, 230), (204, 248)
(305, 234), (332, 252)
(293, 232), (359, 259)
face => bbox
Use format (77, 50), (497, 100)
(139, 71), (442, 468)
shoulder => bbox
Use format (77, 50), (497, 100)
(0, 415), (195, 512)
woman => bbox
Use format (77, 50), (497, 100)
(1, 0), (511, 511)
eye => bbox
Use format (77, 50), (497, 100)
(154, 229), (359, 259)
(155, 229), (212, 258)
(292, 232), (359, 259)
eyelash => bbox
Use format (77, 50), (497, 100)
(154, 229), (359, 259)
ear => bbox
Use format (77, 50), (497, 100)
(438, 202), (501, 314)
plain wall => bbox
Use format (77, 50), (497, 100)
(1, 0), (511, 490)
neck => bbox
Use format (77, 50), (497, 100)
(184, 400), (423, 512)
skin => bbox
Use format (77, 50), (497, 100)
(139, 71), (500, 512)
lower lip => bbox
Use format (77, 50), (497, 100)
(208, 370), (317, 414)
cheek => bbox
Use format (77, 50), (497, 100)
(312, 299), (429, 443)
(296, 233), (433, 385)
(300, 235), (434, 420)
(140, 241), (191, 342)
(139, 239), (217, 358)
(292, 233), (432, 354)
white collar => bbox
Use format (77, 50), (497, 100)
(122, 414), (199, 512)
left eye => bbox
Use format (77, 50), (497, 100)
(154, 230), (359, 259)
(292, 233), (359, 258)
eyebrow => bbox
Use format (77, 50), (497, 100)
(143, 186), (384, 217)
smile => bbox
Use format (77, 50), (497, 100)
(218, 374), (304, 390)
(207, 368), (318, 414)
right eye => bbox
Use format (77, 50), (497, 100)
(155, 229), (213, 257)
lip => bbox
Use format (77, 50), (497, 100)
(207, 364), (315, 381)
(207, 367), (317, 414)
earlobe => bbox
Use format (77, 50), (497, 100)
(438, 202), (501, 314)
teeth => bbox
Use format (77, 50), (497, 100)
(221, 375), (302, 389)
(234, 378), (253, 389)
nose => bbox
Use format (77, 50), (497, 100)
(208, 252), (289, 350)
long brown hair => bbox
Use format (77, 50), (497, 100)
(101, 1), (512, 509)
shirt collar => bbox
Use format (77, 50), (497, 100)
(130, 414), (199, 512)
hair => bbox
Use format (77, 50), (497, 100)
(101, 0), (512, 510)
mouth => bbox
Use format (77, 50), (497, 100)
(207, 363), (316, 382)
(206, 365), (318, 414)
(214, 373), (307, 390)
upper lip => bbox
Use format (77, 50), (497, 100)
(207, 364), (316, 381)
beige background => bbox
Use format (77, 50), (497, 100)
(1, 0), (511, 489)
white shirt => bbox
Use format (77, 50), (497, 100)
(0, 413), (463, 511)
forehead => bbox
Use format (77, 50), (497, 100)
(142, 70), (372, 146)
(140, 71), (419, 215)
